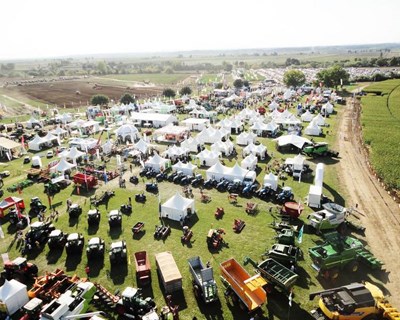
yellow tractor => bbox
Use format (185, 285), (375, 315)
(310, 282), (399, 320)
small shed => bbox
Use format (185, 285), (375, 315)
(0, 279), (29, 315)
(155, 252), (182, 293)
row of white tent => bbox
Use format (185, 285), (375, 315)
(28, 133), (59, 151)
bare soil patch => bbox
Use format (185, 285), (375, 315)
(3, 80), (163, 107)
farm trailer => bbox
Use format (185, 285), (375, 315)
(155, 252), (182, 294)
(188, 256), (218, 304)
(220, 258), (267, 312)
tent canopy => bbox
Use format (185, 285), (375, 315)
(161, 193), (195, 221)
(0, 279), (29, 315)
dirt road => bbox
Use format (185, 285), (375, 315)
(337, 96), (400, 305)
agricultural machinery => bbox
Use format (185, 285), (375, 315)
(25, 221), (55, 245)
(87, 209), (101, 225)
(29, 197), (47, 217)
(188, 256), (218, 304)
(65, 233), (84, 255)
(302, 142), (339, 158)
(47, 229), (68, 250)
(276, 187), (294, 204)
(0, 257), (38, 285)
(86, 237), (105, 259)
(108, 210), (122, 228)
(68, 203), (82, 218)
(109, 241), (127, 264)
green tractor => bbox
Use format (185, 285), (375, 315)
(302, 142), (339, 158)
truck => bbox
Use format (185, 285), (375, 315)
(309, 232), (384, 280)
(302, 142), (339, 158)
(220, 258), (267, 312)
(155, 252), (182, 294)
(243, 257), (298, 293)
(188, 256), (218, 304)
(310, 282), (400, 320)
(40, 281), (96, 320)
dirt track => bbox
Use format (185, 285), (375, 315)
(337, 96), (400, 306)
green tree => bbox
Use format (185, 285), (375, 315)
(91, 94), (109, 106)
(285, 58), (300, 66)
(283, 70), (306, 87)
(316, 65), (350, 89)
(120, 93), (135, 105)
(180, 86), (192, 96)
(233, 79), (244, 89)
(162, 88), (176, 98)
(96, 61), (108, 75)
(215, 82), (223, 89)
(243, 80), (250, 87)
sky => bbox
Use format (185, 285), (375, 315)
(1, 0), (400, 60)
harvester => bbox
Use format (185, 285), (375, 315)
(310, 282), (400, 320)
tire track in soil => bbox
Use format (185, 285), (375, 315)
(337, 96), (400, 306)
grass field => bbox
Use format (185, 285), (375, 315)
(361, 80), (400, 189)
(0, 96), (388, 319)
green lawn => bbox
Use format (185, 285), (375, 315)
(0, 96), (387, 319)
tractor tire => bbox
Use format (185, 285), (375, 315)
(337, 222), (347, 235)
(330, 268), (340, 280)
(348, 261), (359, 273)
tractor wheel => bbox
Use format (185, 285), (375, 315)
(330, 268), (340, 280)
(337, 222), (347, 235)
(348, 261), (359, 273)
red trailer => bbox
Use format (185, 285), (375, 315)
(73, 173), (98, 189)
(134, 251), (151, 286)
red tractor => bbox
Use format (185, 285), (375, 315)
(0, 257), (38, 285)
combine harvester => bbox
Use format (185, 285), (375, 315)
(309, 232), (384, 280)
(220, 258), (267, 313)
(310, 282), (400, 320)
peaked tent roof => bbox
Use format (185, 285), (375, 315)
(162, 192), (194, 210)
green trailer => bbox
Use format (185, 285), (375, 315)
(244, 257), (298, 293)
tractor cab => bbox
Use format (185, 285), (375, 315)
(48, 229), (67, 249)
(5, 257), (28, 271)
(116, 287), (156, 316)
(68, 203), (82, 217)
(88, 209), (100, 225)
(108, 210), (122, 227)
(109, 241), (127, 264)
(65, 233), (84, 254)
(87, 237), (105, 258)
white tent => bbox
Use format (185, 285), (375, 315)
(67, 146), (86, 163)
(250, 121), (268, 136)
(243, 143), (267, 159)
(56, 113), (73, 124)
(102, 140), (114, 155)
(144, 153), (171, 172)
(43, 132), (59, 145)
(236, 131), (257, 146)
(241, 154), (258, 171)
(304, 120), (322, 136)
(115, 124), (139, 142)
(322, 102), (334, 114)
(162, 145), (189, 160)
(300, 110), (314, 122)
(28, 135), (46, 151)
(161, 193), (195, 221)
(26, 117), (42, 129)
(225, 162), (256, 183)
(133, 139), (150, 154)
(181, 118), (210, 131)
(263, 172), (278, 191)
(172, 161), (198, 176)
(0, 279), (29, 315)
(206, 160), (227, 181)
(50, 126), (68, 138)
(53, 158), (76, 173)
(210, 140), (234, 156)
(196, 127), (229, 144)
(196, 149), (221, 167)
(268, 101), (279, 111)
(312, 114), (326, 126)
(180, 137), (203, 153)
(274, 135), (312, 149)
